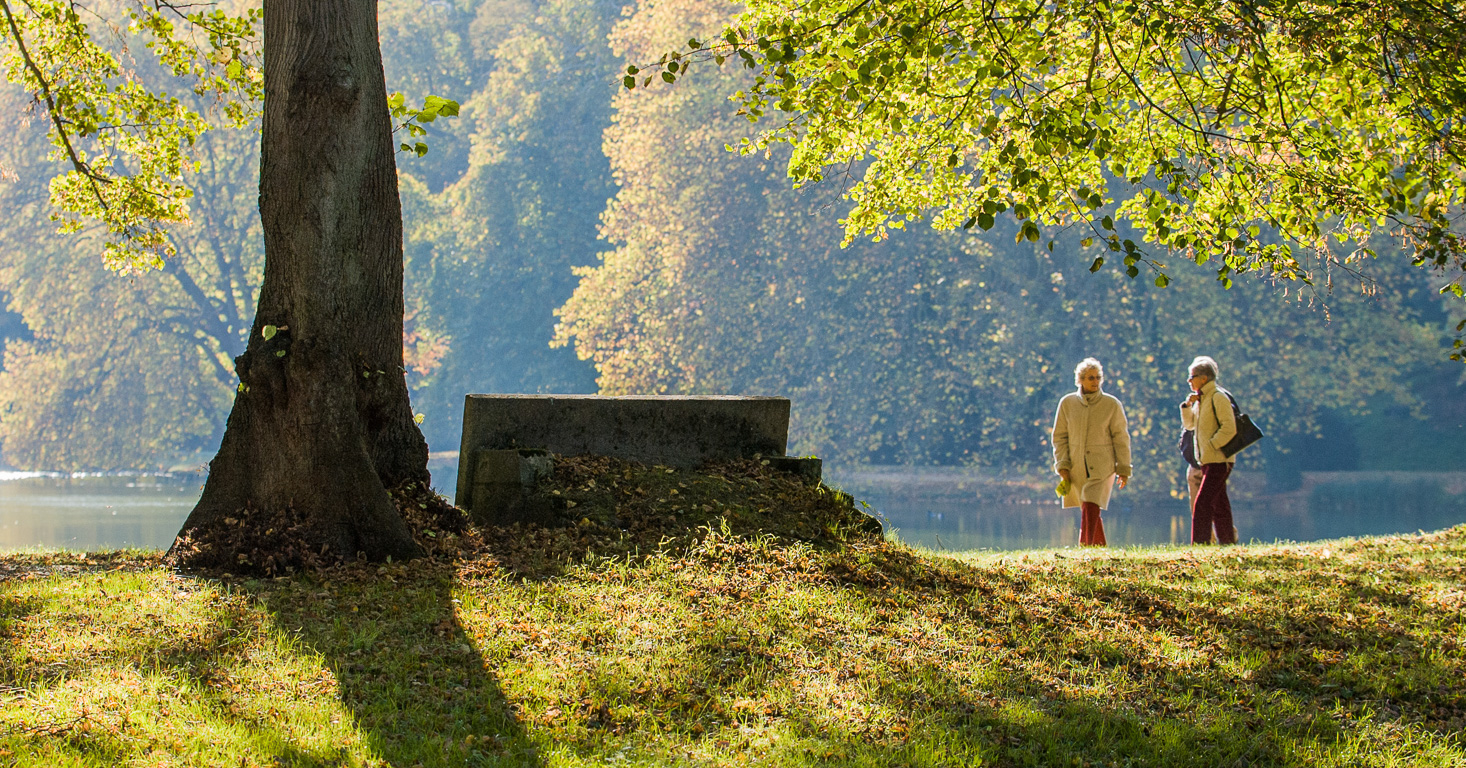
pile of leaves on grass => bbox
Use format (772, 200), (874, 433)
(472, 455), (883, 576)
(392, 478), (482, 559)
(166, 501), (328, 575)
(167, 479), (477, 576)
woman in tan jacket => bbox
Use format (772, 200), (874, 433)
(1051, 358), (1132, 546)
(1180, 356), (1238, 544)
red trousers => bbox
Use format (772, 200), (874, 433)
(1192, 462), (1237, 544)
(1080, 502), (1107, 546)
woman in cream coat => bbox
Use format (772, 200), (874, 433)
(1051, 358), (1132, 546)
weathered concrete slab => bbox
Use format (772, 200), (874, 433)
(454, 395), (791, 508)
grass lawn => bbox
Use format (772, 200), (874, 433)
(1, 462), (1463, 766)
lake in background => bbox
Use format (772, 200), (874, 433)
(825, 467), (1466, 551)
(0, 471), (206, 552)
(1, 459), (1463, 552)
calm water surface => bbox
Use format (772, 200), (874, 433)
(1, 465), (1463, 552)
(832, 468), (1466, 551)
(0, 472), (205, 551)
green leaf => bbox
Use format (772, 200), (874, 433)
(1154, 274), (1170, 287)
(261, 325), (277, 341)
(662, 71), (677, 83)
(1089, 257), (1105, 272)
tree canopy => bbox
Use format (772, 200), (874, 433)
(633, 0), (1466, 353)
(557, 0), (1452, 492)
(0, 0), (1461, 487)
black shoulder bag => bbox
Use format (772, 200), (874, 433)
(1214, 389), (1264, 458)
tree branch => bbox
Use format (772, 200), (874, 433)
(0, 0), (111, 211)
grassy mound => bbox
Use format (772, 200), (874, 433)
(168, 455), (881, 577)
(475, 455), (882, 576)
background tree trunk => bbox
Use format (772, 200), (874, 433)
(170, 0), (427, 566)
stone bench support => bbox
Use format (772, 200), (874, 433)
(466, 449), (553, 524)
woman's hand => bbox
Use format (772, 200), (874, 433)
(1117, 475), (1129, 489)
(1184, 392), (1200, 407)
(1058, 468), (1070, 482)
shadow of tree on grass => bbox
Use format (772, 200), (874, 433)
(250, 563), (542, 767)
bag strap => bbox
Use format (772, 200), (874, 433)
(1211, 387), (1240, 420)
(1220, 388), (1240, 416)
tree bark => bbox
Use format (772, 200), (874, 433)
(170, 0), (427, 566)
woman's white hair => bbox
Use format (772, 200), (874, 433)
(1189, 356), (1219, 381)
(1073, 357), (1104, 387)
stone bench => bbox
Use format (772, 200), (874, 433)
(454, 395), (820, 522)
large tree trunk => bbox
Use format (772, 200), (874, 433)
(170, 0), (427, 567)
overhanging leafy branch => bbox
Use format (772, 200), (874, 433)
(0, 0), (261, 270)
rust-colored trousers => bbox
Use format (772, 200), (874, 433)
(1192, 462), (1237, 544)
(1080, 501), (1107, 546)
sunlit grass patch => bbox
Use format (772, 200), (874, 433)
(2, 525), (1464, 766)
(0, 563), (380, 766)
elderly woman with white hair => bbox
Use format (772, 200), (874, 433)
(1051, 358), (1133, 546)
(1181, 355), (1238, 544)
